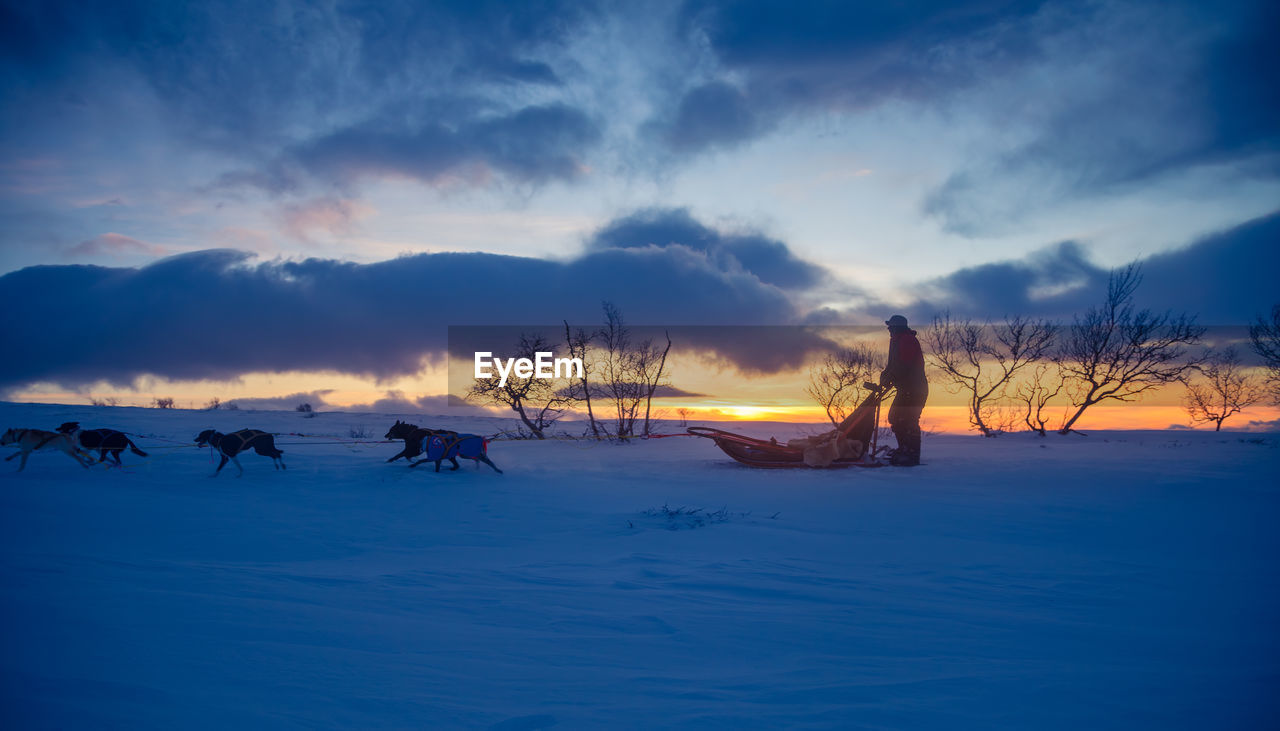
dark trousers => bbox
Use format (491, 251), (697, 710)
(888, 386), (927, 464)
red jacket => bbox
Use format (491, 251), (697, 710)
(882, 329), (928, 395)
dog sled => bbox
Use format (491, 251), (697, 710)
(688, 385), (888, 469)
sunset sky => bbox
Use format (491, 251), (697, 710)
(1, 0), (1277, 430)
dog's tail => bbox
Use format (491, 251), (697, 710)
(127, 437), (148, 458)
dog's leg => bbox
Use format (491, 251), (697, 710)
(387, 447), (408, 462)
(435, 459), (442, 472)
(212, 454), (229, 477)
(477, 455), (503, 474)
(4, 452), (16, 462)
(17, 450), (29, 471)
(408, 458), (425, 468)
(449, 456), (460, 471)
(233, 455), (244, 477)
(68, 446), (91, 468)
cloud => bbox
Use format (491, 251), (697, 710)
(878, 209), (1280, 323)
(66, 232), (168, 260)
(588, 207), (828, 290)
(920, 2), (1280, 235)
(1, 1), (605, 197)
(339, 391), (484, 415)
(647, 81), (765, 154)
(288, 103), (601, 189)
(0, 211), (834, 391)
(659, 0), (1051, 154)
(279, 198), (375, 241)
(670, 0), (1279, 211)
(226, 390), (335, 412)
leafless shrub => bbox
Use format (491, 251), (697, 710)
(805, 344), (883, 428)
(926, 313), (1056, 436)
(1016, 363), (1067, 436)
(564, 319), (602, 439)
(596, 303), (672, 439)
(1055, 264), (1204, 434)
(1182, 347), (1264, 431)
(1250, 304), (1280, 405)
(468, 332), (575, 439)
(677, 407), (692, 426)
(153, 397), (175, 409)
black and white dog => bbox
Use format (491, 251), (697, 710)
(57, 422), (148, 465)
(195, 429), (286, 477)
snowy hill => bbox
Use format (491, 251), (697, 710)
(1, 402), (1277, 729)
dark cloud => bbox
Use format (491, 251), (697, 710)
(588, 207), (828, 290)
(292, 104), (600, 188)
(5, 0), (1272, 198)
(0, 211), (836, 391)
(659, 0), (1048, 153)
(0, 0), (602, 192)
(683, 0), (1044, 97)
(648, 81), (764, 154)
(671, 0), (1279, 207)
(921, 2), (1280, 234)
(897, 209), (1280, 323)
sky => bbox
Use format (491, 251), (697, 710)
(1, 0), (1277, 426)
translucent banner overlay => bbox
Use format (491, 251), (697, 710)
(448, 325), (1277, 431)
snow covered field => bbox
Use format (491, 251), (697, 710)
(1, 402), (1277, 729)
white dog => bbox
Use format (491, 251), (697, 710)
(2, 428), (94, 471)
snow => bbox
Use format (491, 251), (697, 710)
(2, 402), (1278, 729)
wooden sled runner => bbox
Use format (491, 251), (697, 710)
(688, 386), (888, 469)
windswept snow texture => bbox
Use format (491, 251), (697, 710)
(1, 403), (1277, 729)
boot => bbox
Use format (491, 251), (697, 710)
(891, 425), (921, 466)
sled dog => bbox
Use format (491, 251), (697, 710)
(2, 428), (94, 471)
(57, 422), (149, 465)
(195, 429), (286, 477)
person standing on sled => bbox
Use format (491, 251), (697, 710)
(879, 314), (928, 466)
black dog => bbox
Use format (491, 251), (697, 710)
(57, 422), (148, 465)
(195, 429), (286, 477)
(384, 420), (460, 469)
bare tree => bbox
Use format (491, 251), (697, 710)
(1249, 304), (1280, 404)
(1182, 347), (1263, 431)
(593, 303), (674, 439)
(638, 330), (673, 436)
(677, 407), (692, 426)
(1016, 363), (1066, 436)
(925, 313), (1057, 436)
(564, 320), (602, 439)
(1055, 264), (1204, 434)
(153, 397), (175, 409)
(805, 345), (883, 428)
(468, 332), (575, 439)
(597, 303), (643, 438)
